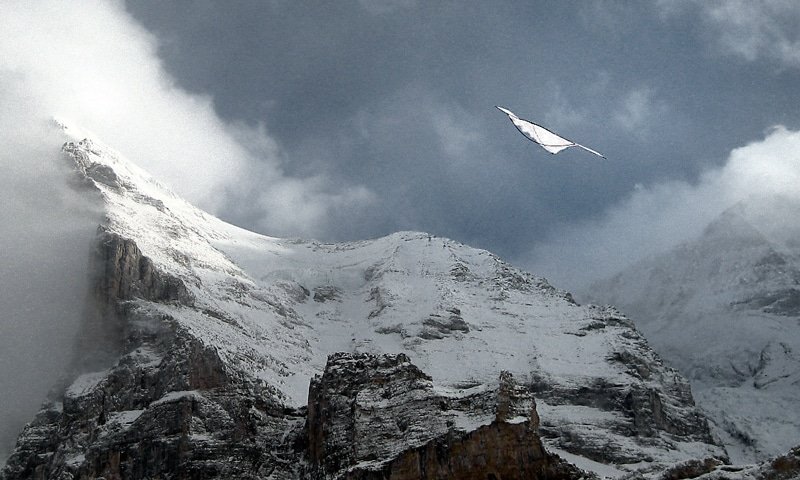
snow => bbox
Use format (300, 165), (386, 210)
(65, 370), (108, 398)
(587, 201), (800, 462)
(447, 410), (495, 433)
(546, 446), (626, 479)
(64, 453), (85, 468)
(151, 390), (204, 406)
(107, 409), (144, 426)
(56, 126), (725, 474)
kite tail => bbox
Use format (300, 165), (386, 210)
(575, 143), (606, 159)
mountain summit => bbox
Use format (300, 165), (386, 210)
(4, 126), (784, 479)
(588, 198), (800, 464)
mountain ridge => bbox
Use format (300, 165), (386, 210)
(587, 199), (800, 464)
(0, 125), (760, 478)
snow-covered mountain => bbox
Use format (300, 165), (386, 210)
(7, 123), (790, 479)
(587, 198), (800, 464)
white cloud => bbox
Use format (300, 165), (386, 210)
(659, 0), (800, 69)
(544, 83), (587, 130)
(0, 0), (374, 459)
(0, 0), (373, 236)
(523, 126), (800, 291)
(429, 104), (483, 159)
(612, 87), (667, 136)
(352, 86), (484, 165)
(705, 1), (800, 67)
(255, 179), (376, 238)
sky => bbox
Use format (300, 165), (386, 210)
(2, 0), (800, 462)
(120, 0), (800, 288)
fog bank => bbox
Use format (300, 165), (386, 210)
(523, 126), (800, 292)
(0, 0), (377, 462)
(0, 120), (100, 463)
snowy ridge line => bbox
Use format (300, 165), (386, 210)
(53, 126), (726, 476)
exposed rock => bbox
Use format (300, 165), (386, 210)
(689, 446), (800, 479)
(657, 457), (723, 480)
(307, 352), (582, 480)
(313, 286), (342, 303)
(346, 422), (582, 480)
(421, 312), (469, 336)
(1, 232), (301, 480)
(82, 229), (193, 365)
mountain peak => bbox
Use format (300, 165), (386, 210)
(588, 196), (800, 462)
(1, 130), (730, 478)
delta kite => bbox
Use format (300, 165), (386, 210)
(496, 106), (605, 158)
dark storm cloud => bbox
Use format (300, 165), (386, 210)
(124, 1), (799, 283)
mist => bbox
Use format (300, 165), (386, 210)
(0, 1), (372, 240)
(0, 0), (375, 463)
(0, 116), (101, 462)
(523, 126), (800, 293)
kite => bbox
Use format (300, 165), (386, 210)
(496, 106), (605, 158)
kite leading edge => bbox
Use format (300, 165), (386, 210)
(496, 106), (605, 159)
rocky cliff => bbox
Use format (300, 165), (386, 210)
(306, 352), (583, 479)
(0, 126), (746, 478)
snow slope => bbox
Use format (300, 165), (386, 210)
(588, 199), (800, 463)
(55, 122), (723, 476)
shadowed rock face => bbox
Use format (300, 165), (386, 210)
(96, 230), (192, 306)
(0, 233), (304, 480)
(345, 422), (579, 480)
(306, 352), (581, 480)
(77, 230), (195, 368)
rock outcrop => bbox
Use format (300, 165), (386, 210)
(1, 228), (305, 480)
(306, 352), (582, 479)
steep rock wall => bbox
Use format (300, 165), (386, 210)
(1, 234), (303, 480)
(306, 352), (583, 480)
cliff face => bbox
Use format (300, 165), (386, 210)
(0, 128), (734, 478)
(307, 352), (581, 480)
(2, 230), (305, 480)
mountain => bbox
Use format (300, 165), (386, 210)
(0, 124), (760, 479)
(587, 198), (800, 464)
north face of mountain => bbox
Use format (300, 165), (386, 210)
(587, 198), (800, 463)
(1, 126), (728, 478)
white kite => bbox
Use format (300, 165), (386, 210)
(496, 106), (605, 158)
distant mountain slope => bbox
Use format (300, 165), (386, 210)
(2, 124), (726, 478)
(587, 199), (800, 463)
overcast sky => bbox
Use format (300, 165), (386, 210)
(2, 1), (799, 292)
(119, 1), (800, 288)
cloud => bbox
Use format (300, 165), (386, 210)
(357, 0), (417, 15)
(0, 0), (373, 236)
(429, 103), (483, 160)
(350, 85), (486, 166)
(522, 125), (800, 291)
(612, 87), (667, 136)
(0, 108), (101, 463)
(0, 0), (372, 461)
(659, 0), (800, 69)
(543, 83), (587, 130)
